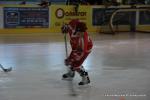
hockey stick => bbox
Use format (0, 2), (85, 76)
(64, 33), (68, 58)
(0, 64), (12, 72)
(63, 31), (78, 96)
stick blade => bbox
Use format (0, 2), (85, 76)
(3, 67), (12, 72)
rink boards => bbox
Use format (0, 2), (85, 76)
(0, 5), (150, 34)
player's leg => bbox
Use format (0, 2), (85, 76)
(62, 66), (75, 80)
(62, 51), (76, 80)
(73, 53), (90, 85)
(77, 66), (90, 85)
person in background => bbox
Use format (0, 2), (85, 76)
(38, 0), (51, 7)
(20, 0), (26, 5)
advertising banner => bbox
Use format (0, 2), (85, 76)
(92, 8), (135, 26)
(4, 7), (49, 28)
(0, 7), (3, 29)
(139, 10), (150, 25)
(51, 5), (91, 28)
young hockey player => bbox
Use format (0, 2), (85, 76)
(61, 19), (93, 85)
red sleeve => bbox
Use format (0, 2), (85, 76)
(83, 32), (88, 53)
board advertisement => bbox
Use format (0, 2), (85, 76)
(4, 7), (49, 28)
(0, 7), (3, 29)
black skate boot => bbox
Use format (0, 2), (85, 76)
(62, 70), (75, 80)
(78, 70), (90, 85)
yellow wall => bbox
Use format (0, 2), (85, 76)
(50, 5), (94, 32)
(136, 25), (150, 32)
(0, 5), (150, 34)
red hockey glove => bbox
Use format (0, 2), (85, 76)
(64, 58), (72, 66)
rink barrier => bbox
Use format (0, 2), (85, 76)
(0, 5), (150, 34)
(109, 8), (150, 34)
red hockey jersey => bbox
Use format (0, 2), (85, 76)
(68, 29), (93, 61)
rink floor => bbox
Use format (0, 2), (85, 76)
(0, 32), (150, 100)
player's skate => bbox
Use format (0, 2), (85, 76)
(62, 70), (75, 81)
(78, 71), (90, 85)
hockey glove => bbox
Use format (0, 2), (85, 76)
(61, 24), (69, 34)
(64, 58), (72, 66)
